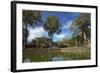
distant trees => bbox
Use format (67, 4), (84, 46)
(43, 16), (62, 48)
(34, 37), (50, 48)
(57, 38), (76, 47)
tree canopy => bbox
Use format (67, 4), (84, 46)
(71, 13), (91, 46)
(43, 16), (62, 48)
(22, 10), (42, 45)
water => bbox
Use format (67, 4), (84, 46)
(52, 56), (64, 61)
(24, 58), (31, 63)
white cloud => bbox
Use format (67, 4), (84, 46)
(54, 33), (66, 39)
(27, 26), (46, 42)
(62, 20), (73, 29)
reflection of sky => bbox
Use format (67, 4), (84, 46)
(27, 11), (80, 42)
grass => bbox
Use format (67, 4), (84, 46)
(23, 47), (91, 62)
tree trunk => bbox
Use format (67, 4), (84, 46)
(36, 39), (38, 48)
(49, 35), (53, 49)
(75, 38), (77, 47)
(25, 24), (28, 48)
(83, 32), (87, 44)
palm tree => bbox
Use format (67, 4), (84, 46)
(43, 16), (62, 48)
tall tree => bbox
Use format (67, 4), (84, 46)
(22, 10), (42, 46)
(23, 28), (29, 47)
(71, 13), (91, 45)
(43, 16), (62, 48)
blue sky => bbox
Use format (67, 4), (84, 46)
(27, 11), (80, 42)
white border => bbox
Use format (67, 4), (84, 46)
(16, 3), (96, 70)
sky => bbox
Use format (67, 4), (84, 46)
(27, 11), (80, 42)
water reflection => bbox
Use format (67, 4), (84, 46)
(24, 58), (31, 62)
(52, 56), (64, 61)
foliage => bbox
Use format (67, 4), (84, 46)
(71, 13), (91, 46)
(23, 10), (42, 25)
(22, 10), (42, 45)
(43, 16), (62, 48)
(44, 16), (61, 35)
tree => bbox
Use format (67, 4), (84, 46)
(23, 10), (42, 25)
(71, 13), (91, 46)
(23, 27), (29, 47)
(43, 16), (62, 48)
(22, 10), (42, 46)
